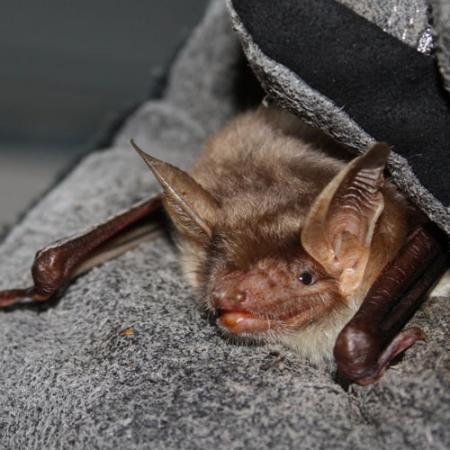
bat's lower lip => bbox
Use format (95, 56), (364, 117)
(217, 310), (277, 334)
(216, 305), (312, 335)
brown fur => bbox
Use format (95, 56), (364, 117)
(150, 106), (411, 361)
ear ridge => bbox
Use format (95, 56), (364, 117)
(131, 140), (219, 240)
(301, 143), (390, 291)
(329, 143), (388, 247)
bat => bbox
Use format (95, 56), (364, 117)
(0, 106), (447, 385)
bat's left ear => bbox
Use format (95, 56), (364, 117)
(131, 140), (219, 244)
(301, 143), (389, 295)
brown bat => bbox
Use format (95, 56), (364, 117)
(0, 106), (447, 385)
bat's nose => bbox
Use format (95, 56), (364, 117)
(211, 288), (247, 311)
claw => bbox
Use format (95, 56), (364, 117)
(347, 327), (426, 386)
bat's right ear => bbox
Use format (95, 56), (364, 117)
(301, 143), (389, 295)
(131, 140), (219, 243)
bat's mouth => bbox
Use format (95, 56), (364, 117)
(216, 308), (301, 335)
(217, 310), (272, 334)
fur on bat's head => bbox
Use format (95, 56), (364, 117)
(132, 140), (398, 360)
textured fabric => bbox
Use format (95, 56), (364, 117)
(231, 0), (450, 206)
(337, 0), (433, 52)
(431, 0), (450, 93)
(228, 0), (450, 235)
(0, 1), (449, 449)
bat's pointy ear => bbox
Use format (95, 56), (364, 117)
(131, 140), (219, 243)
(301, 143), (389, 295)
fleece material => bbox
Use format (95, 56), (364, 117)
(0, 1), (448, 449)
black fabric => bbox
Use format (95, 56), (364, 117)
(232, 0), (450, 206)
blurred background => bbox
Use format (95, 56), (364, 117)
(0, 0), (208, 230)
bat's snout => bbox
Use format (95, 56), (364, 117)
(211, 287), (247, 311)
(211, 286), (272, 334)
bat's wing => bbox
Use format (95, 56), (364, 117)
(0, 195), (163, 307)
(334, 223), (448, 385)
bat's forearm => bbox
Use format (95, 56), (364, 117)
(0, 195), (163, 307)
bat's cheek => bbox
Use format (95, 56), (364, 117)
(217, 311), (273, 334)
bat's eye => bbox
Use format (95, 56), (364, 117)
(298, 271), (313, 285)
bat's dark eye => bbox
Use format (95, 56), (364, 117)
(298, 271), (313, 285)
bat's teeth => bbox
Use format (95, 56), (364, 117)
(208, 309), (220, 326)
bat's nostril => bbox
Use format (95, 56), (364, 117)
(235, 291), (246, 303)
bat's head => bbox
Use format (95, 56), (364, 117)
(133, 140), (396, 359)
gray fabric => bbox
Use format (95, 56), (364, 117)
(1, 1), (449, 449)
(226, 0), (450, 236)
(337, 0), (434, 53)
(431, 0), (450, 93)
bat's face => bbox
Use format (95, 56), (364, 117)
(135, 141), (392, 355)
(204, 235), (343, 339)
